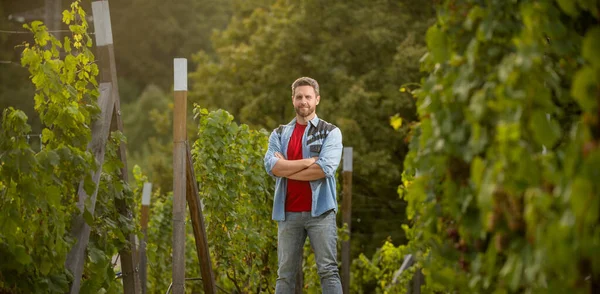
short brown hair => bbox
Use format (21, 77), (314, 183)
(291, 77), (320, 96)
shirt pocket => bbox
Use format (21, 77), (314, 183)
(309, 144), (322, 157)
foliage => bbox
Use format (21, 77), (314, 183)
(192, 107), (277, 292)
(139, 108), (278, 293)
(144, 188), (174, 292)
(110, 0), (267, 93)
(0, 2), (40, 134)
(0, 107), (78, 292)
(401, 0), (600, 293)
(134, 106), (277, 293)
(1, 1), (136, 292)
(140, 182), (205, 293)
(21, 2), (99, 151)
(0, 1), (98, 291)
(122, 84), (174, 193)
(82, 130), (135, 294)
(350, 240), (409, 294)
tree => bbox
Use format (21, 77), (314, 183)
(110, 0), (268, 95)
(121, 84), (174, 192)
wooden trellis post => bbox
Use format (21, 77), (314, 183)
(171, 57), (217, 294)
(139, 182), (152, 294)
(342, 147), (353, 294)
(186, 144), (217, 294)
(172, 58), (188, 294)
(65, 1), (140, 293)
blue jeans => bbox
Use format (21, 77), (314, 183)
(275, 210), (342, 294)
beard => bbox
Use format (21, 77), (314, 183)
(294, 105), (315, 117)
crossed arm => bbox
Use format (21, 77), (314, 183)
(271, 152), (326, 181)
(264, 127), (341, 181)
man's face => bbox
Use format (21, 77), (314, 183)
(292, 85), (320, 118)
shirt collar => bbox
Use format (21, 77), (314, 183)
(287, 114), (320, 128)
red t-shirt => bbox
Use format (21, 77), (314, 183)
(285, 123), (312, 212)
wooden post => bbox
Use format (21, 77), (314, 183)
(172, 58), (188, 294)
(65, 83), (114, 293)
(92, 1), (140, 293)
(44, 0), (61, 39)
(412, 269), (423, 294)
(185, 144), (217, 294)
(341, 147), (353, 294)
(139, 182), (152, 294)
(67, 1), (140, 292)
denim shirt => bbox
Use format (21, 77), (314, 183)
(264, 115), (343, 221)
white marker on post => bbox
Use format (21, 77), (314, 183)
(174, 58), (188, 91)
(91, 1), (113, 46)
(343, 147), (353, 172)
(141, 182), (152, 206)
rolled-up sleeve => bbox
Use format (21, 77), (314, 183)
(315, 128), (343, 178)
(264, 130), (282, 177)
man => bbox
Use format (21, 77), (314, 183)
(264, 77), (343, 293)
